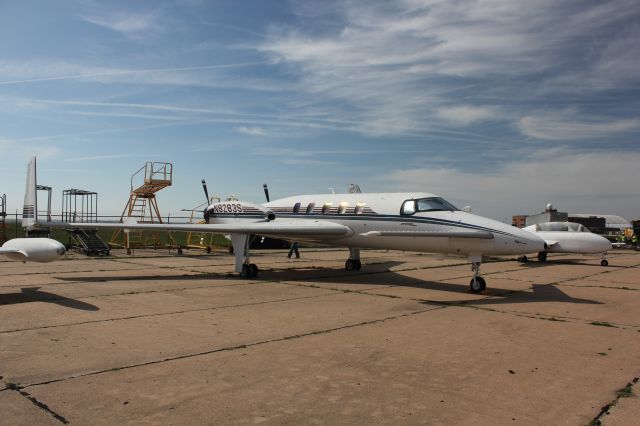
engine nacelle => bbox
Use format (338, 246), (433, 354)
(1, 238), (66, 263)
(204, 201), (275, 223)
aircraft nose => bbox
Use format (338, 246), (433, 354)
(517, 228), (546, 251)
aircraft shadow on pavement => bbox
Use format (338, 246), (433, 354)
(0, 287), (99, 311)
(266, 261), (603, 306)
(47, 260), (602, 306)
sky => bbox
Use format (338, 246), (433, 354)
(0, 0), (639, 222)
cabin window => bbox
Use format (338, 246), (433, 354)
(322, 203), (332, 214)
(355, 203), (365, 215)
(293, 202), (301, 214)
(401, 200), (416, 215)
(306, 202), (315, 214)
(338, 202), (348, 214)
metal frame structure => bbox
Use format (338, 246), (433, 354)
(0, 194), (7, 244)
(110, 162), (176, 253)
(62, 189), (98, 223)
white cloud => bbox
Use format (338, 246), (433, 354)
(258, 0), (640, 138)
(236, 126), (267, 136)
(64, 154), (133, 162)
(384, 149), (640, 220)
(79, 8), (164, 38)
(518, 110), (640, 141)
(436, 105), (500, 126)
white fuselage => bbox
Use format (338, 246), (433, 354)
(207, 193), (545, 257)
(524, 227), (612, 254)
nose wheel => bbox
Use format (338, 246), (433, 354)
(469, 261), (486, 292)
(470, 276), (486, 292)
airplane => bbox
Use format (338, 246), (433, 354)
(0, 159), (67, 263)
(518, 221), (612, 266)
(23, 157), (546, 292)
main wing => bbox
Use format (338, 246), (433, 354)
(40, 219), (352, 239)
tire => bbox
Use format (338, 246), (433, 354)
(249, 263), (258, 277)
(240, 264), (249, 278)
(354, 259), (362, 271)
(538, 252), (547, 262)
(177, 248), (183, 255)
(345, 259), (355, 271)
(601, 259), (609, 266)
(470, 276), (486, 292)
(518, 256), (528, 263)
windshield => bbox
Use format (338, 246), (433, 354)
(416, 197), (458, 212)
(402, 197), (458, 215)
(535, 222), (589, 232)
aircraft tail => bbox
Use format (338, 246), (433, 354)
(22, 156), (37, 229)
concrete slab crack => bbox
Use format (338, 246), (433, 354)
(19, 305), (442, 389)
(589, 376), (639, 425)
(5, 382), (69, 424)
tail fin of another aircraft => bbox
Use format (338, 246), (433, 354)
(22, 156), (37, 229)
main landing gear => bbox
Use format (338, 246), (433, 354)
(537, 251), (547, 262)
(345, 248), (362, 271)
(230, 233), (259, 278)
(469, 261), (486, 293)
(600, 252), (609, 267)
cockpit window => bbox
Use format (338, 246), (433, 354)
(416, 197), (458, 212)
(402, 197), (458, 215)
(400, 200), (416, 215)
(535, 222), (589, 232)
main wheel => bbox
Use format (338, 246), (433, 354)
(518, 255), (528, 263)
(345, 259), (355, 271)
(240, 264), (250, 277)
(601, 259), (609, 266)
(354, 260), (362, 271)
(469, 276), (486, 292)
(177, 248), (183, 255)
(249, 263), (259, 277)
(537, 251), (547, 262)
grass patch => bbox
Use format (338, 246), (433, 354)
(597, 352), (608, 356)
(617, 385), (633, 398)
(547, 317), (568, 322)
(590, 321), (617, 328)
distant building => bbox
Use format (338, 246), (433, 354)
(512, 215), (527, 228)
(525, 203), (568, 227)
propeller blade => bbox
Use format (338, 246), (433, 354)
(263, 183), (270, 202)
(201, 179), (210, 204)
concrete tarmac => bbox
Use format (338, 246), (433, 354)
(1, 248), (638, 425)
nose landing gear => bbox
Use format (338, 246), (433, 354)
(469, 261), (486, 292)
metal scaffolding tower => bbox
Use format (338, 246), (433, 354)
(62, 189), (109, 256)
(110, 162), (175, 254)
(0, 194), (7, 245)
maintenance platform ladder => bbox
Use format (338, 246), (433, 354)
(67, 229), (110, 256)
(110, 162), (177, 253)
(0, 194), (7, 245)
